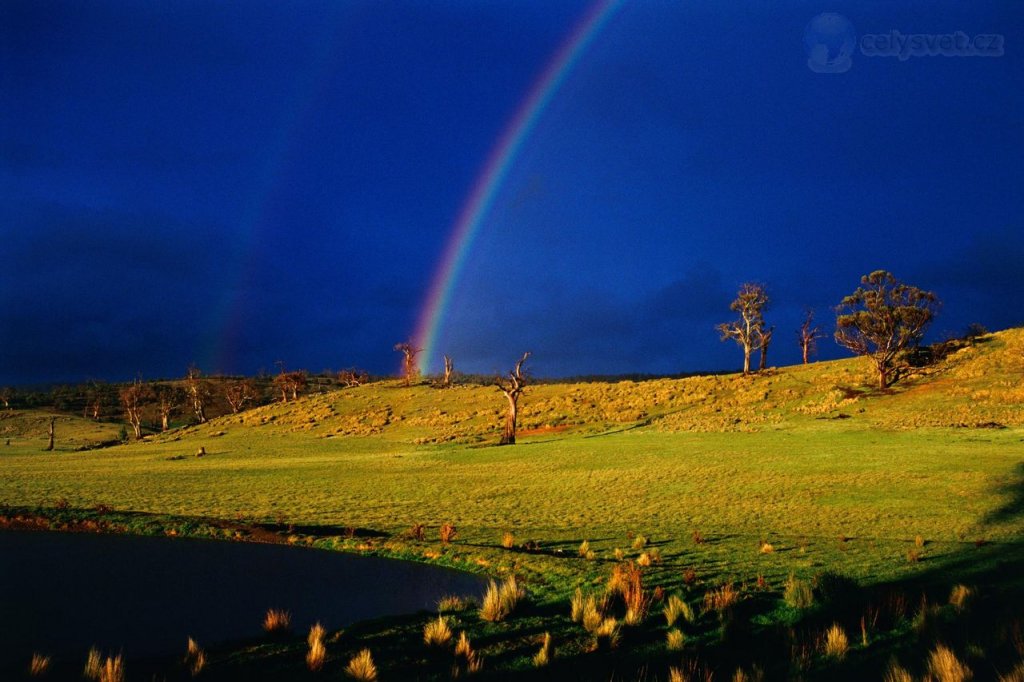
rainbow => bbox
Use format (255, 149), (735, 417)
(412, 0), (622, 374)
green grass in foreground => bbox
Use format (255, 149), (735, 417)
(1, 329), (1023, 680)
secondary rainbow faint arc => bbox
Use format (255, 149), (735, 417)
(412, 0), (622, 374)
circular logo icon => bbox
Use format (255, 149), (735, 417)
(804, 13), (856, 73)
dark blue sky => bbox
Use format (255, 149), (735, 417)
(2, 1), (1022, 384)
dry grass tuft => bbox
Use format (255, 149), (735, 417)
(883, 661), (914, 682)
(731, 666), (765, 682)
(915, 535), (927, 549)
(423, 615), (453, 647)
(455, 631), (472, 659)
(759, 541), (774, 554)
(479, 575), (523, 622)
(637, 551), (652, 567)
(631, 534), (648, 550)
(683, 568), (698, 586)
(926, 645), (972, 682)
(578, 540), (590, 557)
(344, 649), (377, 681)
(999, 661), (1024, 682)
(590, 617), (620, 651)
(501, 531), (515, 549)
(29, 653), (50, 677)
(306, 624), (327, 672)
(532, 632), (553, 667)
(613, 547), (625, 561)
(784, 574), (814, 609)
(439, 522), (457, 544)
(185, 637), (207, 676)
(949, 584), (975, 612)
(692, 530), (706, 545)
(99, 655), (125, 682)
(437, 594), (472, 613)
(608, 561), (648, 621)
(666, 628), (686, 651)
(663, 594), (695, 627)
(703, 582), (739, 614)
(84, 647), (102, 681)
(263, 608), (291, 633)
(406, 523), (425, 541)
(907, 548), (923, 563)
(821, 623), (849, 659)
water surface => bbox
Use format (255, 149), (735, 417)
(0, 530), (483, 665)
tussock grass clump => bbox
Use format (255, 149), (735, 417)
(784, 574), (814, 609)
(998, 661), (1024, 682)
(907, 548), (923, 563)
(731, 666), (764, 682)
(590, 617), (620, 651)
(185, 637), (207, 676)
(29, 653), (50, 676)
(479, 575), (522, 622)
(949, 584), (975, 612)
(637, 551), (652, 567)
(664, 594), (695, 627)
(631, 534), (648, 550)
(306, 624), (327, 672)
(883, 661), (914, 682)
(439, 522), (457, 544)
(99, 655), (125, 682)
(666, 628), (686, 651)
(454, 631), (472, 659)
(263, 608), (291, 633)
(437, 594), (472, 613)
(821, 623), (849, 659)
(500, 531), (515, 549)
(423, 615), (453, 647)
(926, 645), (972, 682)
(759, 542), (774, 554)
(703, 582), (739, 614)
(613, 547), (625, 561)
(692, 530), (706, 545)
(84, 647), (103, 680)
(344, 649), (377, 681)
(608, 561), (648, 621)
(532, 632), (553, 667)
(578, 540), (590, 557)
(407, 523), (425, 541)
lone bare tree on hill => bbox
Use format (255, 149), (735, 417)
(717, 283), (770, 375)
(394, 342), (422, 387)
(338, 368), (369, 387)
(442, 355), (454, 388)
(756, 325), (774, 371)
(184, 365), (212, 423)
(834, 270), (939, 389)
(495, 352), (530, 446)
(224, 379), (257, 413)
(154, 385), (182, 431)
(797, 309), (823, 364)
(120, 380), (153, 440)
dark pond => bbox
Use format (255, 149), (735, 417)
(0, 530), (484, 666)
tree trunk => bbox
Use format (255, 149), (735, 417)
(742, 343), (751, 374)
(131, 418), (142, 440)
(878, 364), (889, 389)
(802, 341), (809, 364)
(759, 342), (769, 371)
(162, 413), (170, 431)
(500, 393), (518, 445)
(46, 418), (55, 451)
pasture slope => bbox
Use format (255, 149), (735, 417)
(0, 328), (1022, 680)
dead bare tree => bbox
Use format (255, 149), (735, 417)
(273, 370), (307, 402)
(717, 283), (770, 375)
(757, 325), (775, 371)
(442, 355), (454, 388)
(119, 380), (153, 440)
(338, 368), (369, 387)
(155, 385), (182, 431)
(494, 352), (530, 446)
(184, 365), (212, 423)
(394, 342), (422, 386)
(0, 387), (12, 409)
(797, 309), (823, 364)
(46, 417), (55, 451)
(224, 379), (256, 413)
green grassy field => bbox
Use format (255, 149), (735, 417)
(2, 329), (1023, 680)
